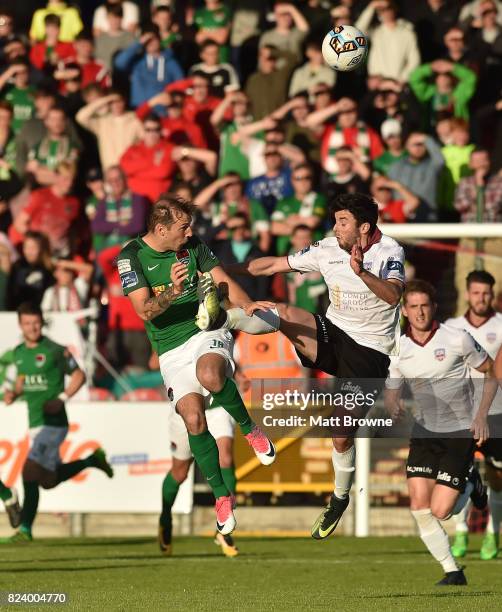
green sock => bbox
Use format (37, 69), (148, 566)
(57, 457), (94, 483)
(160, 472), (180, 528)
(221, 466), (237, 495)
(20, 480), (39, 530)
(212, 378), (254, 435)
(0, 479), (12, 502)
(188, 430), (229, 499)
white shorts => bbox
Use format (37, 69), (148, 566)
(169, 406), (236, 461)
(28, 426), (68, 472)
(159, 329), (235, 407)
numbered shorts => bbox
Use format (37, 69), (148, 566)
(169, 406), (236, 461)
(28, 425), (68, 472)
(406, 435), (475, 492)
(159, 330), (235, 407)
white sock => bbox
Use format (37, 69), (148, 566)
(224, 307), (280, 335)
(486, 487), (502, 534)
(411, 508), (459, 573)
(453, 500), (470, 533)
(332, 445), (355, 499)
(449, 481), (474, 518)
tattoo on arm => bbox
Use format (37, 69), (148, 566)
(142, 285), (179, 320)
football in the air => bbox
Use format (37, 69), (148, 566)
(322, 25), (368, 72)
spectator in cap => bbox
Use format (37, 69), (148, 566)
(29, 0), (83, 42)
(114, 26), (184, 108)
(373, 118), (407, 175)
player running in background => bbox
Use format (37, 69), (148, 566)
(150, 352), (239, 558)
(446, 270), (502, 560)
(2, 302), (113, 543)
(385, 280), (496, 586)
(118, 195), (276, 536)
(208, 193), (405, 538)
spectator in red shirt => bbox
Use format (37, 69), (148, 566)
(29, 14), (75, 73)
(305, 97), (384, 180)
(135, 90), (206, 147)
(98, 243), (151, 369)
(371, 174), (420, 223)
(56, 30), (110, 93)
(12, 161), (80, 255)
(119, 113), (176, 203)
(167, 73), (221, 150)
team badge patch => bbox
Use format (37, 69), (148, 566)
(387, 260), (404, 273)
(35, 354), (46, 368)
(486, 332), (497, 344)
(176, 249), (190, 265)
(299, 246), (310, 255)
(434, 348), (446, 361)
(120, 271), (138, 289)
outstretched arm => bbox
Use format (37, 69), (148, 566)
(225, 255), (291, 277)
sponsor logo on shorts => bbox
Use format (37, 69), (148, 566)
(437, 470), (451, 482)
(407, 465), (433, 474)
(120, 271), (138, 289)
(117, 259), (131, 274)
(434, 348), (446, 361)
(340, 381), (363, 394)
(452, 477), (460, 486)
(316, 315), (329, 344)
(486, 332), (497, 344)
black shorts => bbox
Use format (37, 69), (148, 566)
(478, 414), (502, 470)
(407, 432), (475, 492)
(296, 314), (391, 436)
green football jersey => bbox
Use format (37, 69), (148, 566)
(117, 235), (220, 355)
(14, 337), (78, 429)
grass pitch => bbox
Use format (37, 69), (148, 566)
(1, 535), (501, 611)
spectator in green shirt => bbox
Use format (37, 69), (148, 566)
(286, 224), (325, 313)
(0, 59), (35, 134)
(194, 0), (232, 63)
(409, 59), (477, 128)
(271, 163), (327, 256)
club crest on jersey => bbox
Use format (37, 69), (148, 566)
(434, 348), (446, 361)
(176, 249), (190, 265)
(486, 332), (497, 344)
(35, 353), (46, 367)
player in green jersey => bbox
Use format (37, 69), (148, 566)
(2, 302), (113, 543)
(118, 194), (277, 535)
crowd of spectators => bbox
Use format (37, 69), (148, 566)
(1, 0), (502, 383)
